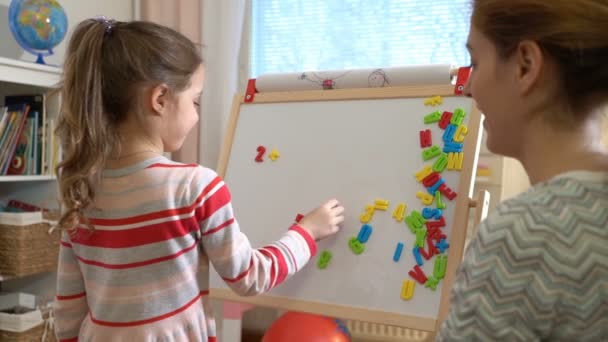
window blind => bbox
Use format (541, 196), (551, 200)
(251, 0), (471, 77)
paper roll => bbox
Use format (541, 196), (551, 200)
(255, 64), (454, 92)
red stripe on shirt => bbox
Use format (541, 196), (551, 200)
(289, 224), (317, 256)
(180, 174), (224, 211)
(196, 176), (224, 205)
(90, 291), (209, 327)
(87, 176), (223, 226)
(222, 259), (254, 283)
(258, 248), (278, 288)
(263, 245), (288, 287)
(61, 241), (72, 248)
(194, 184), (231, 223)
(71, 217), (198, 248)
(202, 218), (235, 236)
(75, 239), (198, 269)
(56, 292), (86, 300)
(60, 338), (78, 342)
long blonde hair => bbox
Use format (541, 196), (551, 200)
(55, 18), (202, 231)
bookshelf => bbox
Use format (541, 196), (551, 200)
(0, 57), (61, 210)
(0, 57), (62, 299)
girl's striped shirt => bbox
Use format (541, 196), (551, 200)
(53, 156), (317, 342)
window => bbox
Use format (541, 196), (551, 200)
(251, 0), (471, 77)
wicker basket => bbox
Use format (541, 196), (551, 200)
(0, 212), (61, 277)
(0, 311), (57, 342)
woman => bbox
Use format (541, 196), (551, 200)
(438, 1), (608, 341)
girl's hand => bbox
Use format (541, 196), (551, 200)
(298, 199), (345, 241)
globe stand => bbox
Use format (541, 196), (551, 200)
(16, 42), (54, 65)
(33, 49), (54, 65)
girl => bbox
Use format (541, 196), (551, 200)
(53, 18), (344, 342)
(438, 0), (607, 340)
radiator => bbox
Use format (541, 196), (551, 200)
(345, 320), (433, 342)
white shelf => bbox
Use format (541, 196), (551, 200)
(0, 56), (62, 88)
(0, 274), (16, 281)
(475, 176), (499, 185)
(0, 54), (62, 295)
(0, 175), (56, 182)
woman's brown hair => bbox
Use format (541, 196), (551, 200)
(55, 18), (202, 230)
(471, 0), (608, 114)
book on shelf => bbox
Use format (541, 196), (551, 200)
(0, 94), (61, 176)
(1, 199), (49, 213)
(0, 103), (29, 174)
(0, 107), (8, 143)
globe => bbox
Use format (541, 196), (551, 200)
(8, 0), (68, 65)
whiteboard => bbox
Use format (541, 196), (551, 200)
(210, 86), (481, 329)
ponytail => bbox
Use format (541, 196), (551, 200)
(56, 19), (120, 231)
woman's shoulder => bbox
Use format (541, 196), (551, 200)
(499, 170), (608, 216)
(479, 170), (608, 246)
(525, 170), (608, 203)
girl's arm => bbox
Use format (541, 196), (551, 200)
(194, 168), (316, 296)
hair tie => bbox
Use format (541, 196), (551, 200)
(95, 15), (115, 35)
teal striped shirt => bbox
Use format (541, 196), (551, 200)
(438, 171), (608, 341)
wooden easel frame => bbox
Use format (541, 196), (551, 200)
(212, 84), (489, 333)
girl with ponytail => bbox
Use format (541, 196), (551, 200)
(53, 17), (344, 341)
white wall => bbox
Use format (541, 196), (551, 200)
(0, 0), (134, 66)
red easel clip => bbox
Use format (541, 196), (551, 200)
(454, 66), (472, 95)
(245, 78), (258, 103)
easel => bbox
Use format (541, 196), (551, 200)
(213, 66), (492, 341)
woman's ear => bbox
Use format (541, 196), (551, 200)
(514, 40), (544, 95)
(150, 84), (170, 116)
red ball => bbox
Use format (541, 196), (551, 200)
(262, 311), (351, 342)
